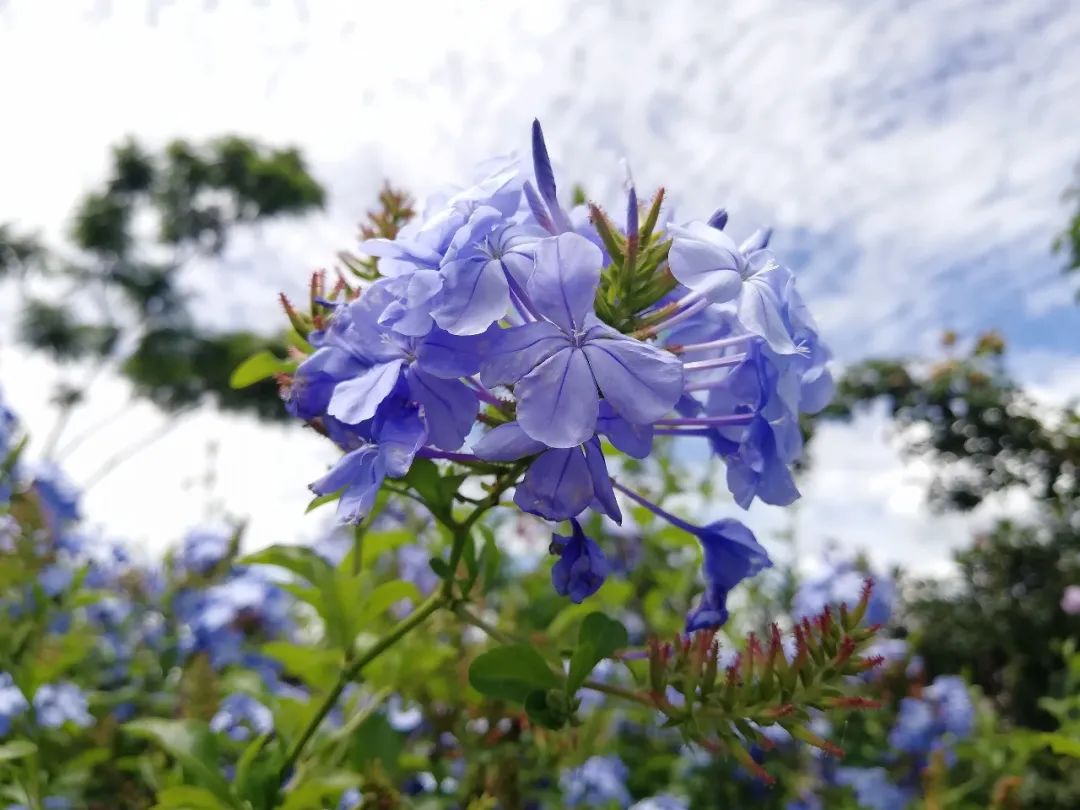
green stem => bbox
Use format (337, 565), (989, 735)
(453, 604), (518, 646)
(277, 592), (445, 784)
(581, 680), (656, 707)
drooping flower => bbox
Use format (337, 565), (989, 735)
(309, 384), (426, 525)
(473, 421), (620, 523)
(550, 519), (610, 603)
(33, 682), (93, 729)
(479, 232), (683, 449)
(210, 693), (274, 742)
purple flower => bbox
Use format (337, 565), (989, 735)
(686, 519), (773, 632)
(30, 462), (81, 531)
(33, 682), (92, 729)
(210, 694), (273, 742)
(473, 422), (621, 523)
(309, 387), (426, 524)
(560, 755), (632, 808)
(316, 280), (484, 451)
(550, 520), (609, 603)
(667, 220), (798, 355)
(889, 676), (973, 756)
(178, 527), (232, 574)
(38, 564), (73, 597)
(835, 767), (911, 810)
(0, 673), (28, 736)
(793, 558), (895, 628)
(479, 232), (683, 448)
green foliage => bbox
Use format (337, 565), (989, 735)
(6, 134), (324, 422)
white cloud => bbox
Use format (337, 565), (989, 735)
(1, 0), (1077, 565)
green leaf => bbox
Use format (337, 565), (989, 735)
(1039, 731), (1080, 758)
(239, 544), (332, 584)
(305, 490), (341, 513)
(360, 579), (423, 621)
(567, 612), (629, 694)
(468, 644), (562, 704)
(126, 719), (239, 807)
(349, 714), (405, 774)
(229, 350), (289, 389)
(0, 740), (37, 762)
(153, 786), (231, 810)
(261, 642), (343, 691)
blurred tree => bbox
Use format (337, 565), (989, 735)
(820, 336), (1079, 730)
(6, 135), (324, 433)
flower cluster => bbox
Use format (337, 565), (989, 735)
(283, 121), (832, 630)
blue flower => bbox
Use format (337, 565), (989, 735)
(179, 527), (233, 574)
(473, 422), (621, 523)
(667, 219), (798, 355)
(685, 519), (773, 632)
(889, 676), (973, 757)
(309, 386), (427, 525)
(210, 694), (273, 742)
(33, 682), (92, 729)
(38, 564), (73, 597)
(560, 755), (632, 808)
(631, 796), (689, 810)
(550, 520), (610, 603)
(311, 280), (486, 451)
(793, 558), (895, 628)
(479, 232), (683, 449)
(0, 673), (28, 736)
(30, 462), (81, 532)
(835, 767), (911, 810)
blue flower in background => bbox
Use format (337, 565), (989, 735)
(38, 564), (73, 598)
(794, 557), (894, 628)
(835, 767), (912, 810)
(889, 675), (973, 758)
(29, 462), (81, 534)
(179, 527), (233, 574)
(631, 796), (689, 810)
(210, 694), (273, 742)
(479, 232), (683, 449)
(560, 755), (632, 808)
(0, 673), (28, 736)
(550, 519), (610, 603)
(33, 682), (92, 729)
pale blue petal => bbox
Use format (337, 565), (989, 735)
(583, 438), (621, 523)
(514, 447), (593, 521)
(477, 320), (569, 387)
(415, 326), (489, 379)
(372, 401), (427, 478)
(327, 359), (405, 425)
(526, 233), (603, 333)
(517, 348), (598, 449)
(737, 276), (799, 355)
(406, 369), (477, 451)
(473, 421), (545, 461)
(666, 221), (744, 303)
(597, 401), (653, 459)
(432, 256), (510, 335)
(582, 331), (683, 424)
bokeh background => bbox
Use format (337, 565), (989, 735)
(2, 0), (1078, 571)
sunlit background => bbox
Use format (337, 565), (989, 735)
(2, 0), (1078, 572)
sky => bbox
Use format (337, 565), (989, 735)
(1, 0), (1078, 576)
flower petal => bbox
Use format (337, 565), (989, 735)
(406, 368), (477, 451)
(473, 421), (546, 461)
(738, 273), (799, 355)
(582, 332), (683, 424)
(415, 326), (489, 379)
(327, 359), (405, 425)
(517, 348), (598, 449)
(514, 447), (593, 520)
(432, 256), (511, 335)
(583, 438), (621, 523)
(527, 233), (603, 333)
(477, 320), (569, 387)
(666, 221), (743, 303)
